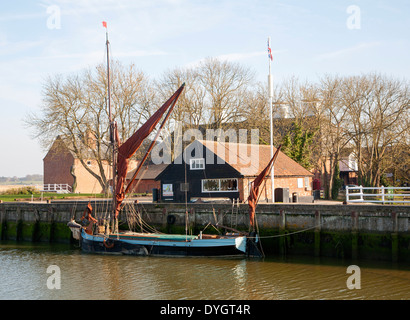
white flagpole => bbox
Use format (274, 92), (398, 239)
(268, 37), (274, 203)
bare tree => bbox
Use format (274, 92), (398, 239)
(26, 53), (409, 195)
(153, 58), (256, 161)
(241, 81), (281, 145)
(339, 74), (371, 187)
(156, 67), (206, 129)
(315, 75), (350, 198)
(360, 74), (409, 186)
(25, 61), (152, 193)
(197, 57), (255, 128)
(343, 73), (410, 187)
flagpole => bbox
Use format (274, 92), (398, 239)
(268, 37), (274, 203)
(104, 22), (112, 125)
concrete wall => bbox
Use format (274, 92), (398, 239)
(241, 176), (313, 203)
(1, 201), (409, 261)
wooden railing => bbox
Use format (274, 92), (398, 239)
(42, 184), (72, 193)
(346, 186), (410, 204)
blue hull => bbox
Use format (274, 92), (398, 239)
(79, 230), (253, 257)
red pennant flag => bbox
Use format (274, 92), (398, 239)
(102, 21), (107, 28)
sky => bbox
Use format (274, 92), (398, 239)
(0, 0), (409, 177)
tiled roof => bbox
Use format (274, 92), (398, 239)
(197, 140), (313, 177)
(126, 163), (168, 180)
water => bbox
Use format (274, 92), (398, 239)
(0, 242), (409, 300)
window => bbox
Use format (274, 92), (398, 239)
(180, 183), (189, 192)
(202, 179), (219, 191)
(304, 177), (310, 189)
(202, 178), (238, 192)
(220, 179), (238, 191)
(190, 158), (205, 170)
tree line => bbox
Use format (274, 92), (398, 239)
(25, 58), (410, 198)
(274, 74), (409, 198)
(0, 175), (43, 184)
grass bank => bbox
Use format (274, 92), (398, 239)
(0, 186), (150, 202)
(0, 186), (106, 202)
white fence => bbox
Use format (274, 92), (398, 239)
(346, 186), (410, 204)
(42, 184), (72, 193)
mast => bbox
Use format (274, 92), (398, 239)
(103, 21), (117, 233)
(267, 37), (274, 203)
(100, 24), (185, 222)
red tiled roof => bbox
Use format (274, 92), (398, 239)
(198, 140), (313, 177)
(126, 163), (168, 180)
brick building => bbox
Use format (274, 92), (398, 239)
(43, 136), (138, 194)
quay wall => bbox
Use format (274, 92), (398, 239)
(1, 201), (409, 262)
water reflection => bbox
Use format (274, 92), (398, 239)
(0, 242), (409, 300)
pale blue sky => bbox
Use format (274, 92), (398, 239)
(0, 0), (409, 177)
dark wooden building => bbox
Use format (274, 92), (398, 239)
(157, 140), (242, 202)
(156, 140), (313, 203)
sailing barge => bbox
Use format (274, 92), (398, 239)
(68, 142), (280, 258)
(67, 22), (281, 258)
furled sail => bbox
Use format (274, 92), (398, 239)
(114, 84), (185, 217)
(248, 145), (281, 230)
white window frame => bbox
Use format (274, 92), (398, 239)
(190, 158), (205, 170)
(201, 178), (239, 193)
(304, 177), (310, 188)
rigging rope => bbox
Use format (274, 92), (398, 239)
(184, 148), (189, 239)
(255, 215), (342, 239)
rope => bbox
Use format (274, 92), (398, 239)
(184, 149), (189, 238)
(255, 215), (341, 239)
(124, 201), (164, 234)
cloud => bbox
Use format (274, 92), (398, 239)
(115, 50), (168, 58)
(316, 42), (382, 61)
(184, 49), (284, 69)
(216, 51), (266, 61)
(0, 12), (46, 22)
(0, 39), (44, 56)
(217, 50), (285, 62)
(25, 49), (167, 62)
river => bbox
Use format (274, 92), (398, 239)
(0, 241), (409, 300)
